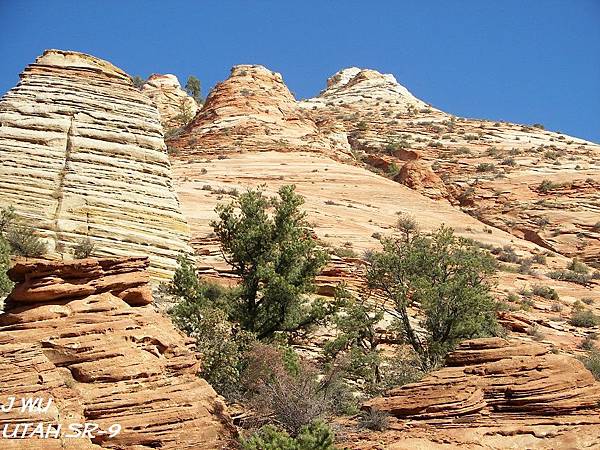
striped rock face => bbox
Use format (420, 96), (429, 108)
(0, 50), (191, 280)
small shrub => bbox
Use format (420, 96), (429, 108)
(579, 349), (600, 380)
(332, 246), (358, 258)
(569, 309), (599, 328)
(501, 157), (517, 167)
(358, 409), (390, 431)
(547, 269), (591, 286)
(526, 323), (545, 341)
(518, 258), (534, 275)
(245, 344), (335, 436)
(507, 292), (520, 303)
(538, 179), (561, 193)
(582, 297), (595, 305)
(580, 333), (598, 351)
(568, 259), (589, 274)
(241, 421), (336, 450)
(73, 237), (95, 259)
(494, 245), (520, 263)
(550, 302), (563, 313)
(6, 224), (47, 257)
(476, 162), (496, 172)
(131, 75), (145, 89)
(531, 284), (559, 300)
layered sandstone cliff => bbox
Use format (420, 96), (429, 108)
(141, 74), (198, 129)
(0, 50), (191, 280)
(0, 257), (234, 449)
(168, 64), (351, 156)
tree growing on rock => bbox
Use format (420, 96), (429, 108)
(367, 224), (499, 370)
(211, 185), (330, 339)
(175, 97), (194, 126)
(185, 75), (202, 104)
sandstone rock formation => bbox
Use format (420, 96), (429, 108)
(141, 74), (198, 129)
(345, 337), (600, 449)
(301, 67), (600, 266)
(168, 64), (351, 156)
(300, 67), (428, 113)
(365, 337), (600, 417)
(0, 50), (191, 280)
(0, 257), (235, 449)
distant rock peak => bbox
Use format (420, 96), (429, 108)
(301, 66), (428, 111)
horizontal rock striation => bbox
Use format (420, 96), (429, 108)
(0, 257), (235, 449)
(0, 49), (191, 280)
(141, 74), (199, 129)
(364, 337), (600, 419)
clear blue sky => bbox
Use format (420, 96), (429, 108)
(1, 0), (599, 142)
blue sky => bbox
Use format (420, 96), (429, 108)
(1, 0), (599, 142)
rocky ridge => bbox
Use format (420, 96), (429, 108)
(0, 257), (234, 449)
(141, 74), (198, 129)
(0, 50), (191, 280)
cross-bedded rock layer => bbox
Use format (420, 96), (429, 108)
(168, 64), (351, 157)
(0, 50), (191, 280)
(0, 257), (235, 449)
(342, 338), (600, 449)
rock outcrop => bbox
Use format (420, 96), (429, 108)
(168, 64), (351, 156)
(0, 257), (235, 449)
(141, 74), (198, 129)
(339, 338), (600, 449)
(365, 337), (600, 420)
(393, 160), (448, 200)
(0, 50), (191, 280)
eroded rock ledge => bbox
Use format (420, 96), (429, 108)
(365, 338), (600, 418)
(0, 257), (235, 449)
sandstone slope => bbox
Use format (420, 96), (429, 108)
(169, 65), (599, 361)
(0, 257), (235, 449)
(0, 50), (191, 280)
(141, 74), (198, 129)
(301, 68), (600, 266)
